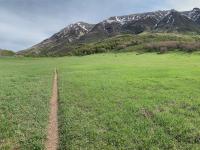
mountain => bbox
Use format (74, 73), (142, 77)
(80, 10), (169, 41)
(155, 10), (200, 32)
(23, 22), (95, 53)
(19, 8), (200, 56)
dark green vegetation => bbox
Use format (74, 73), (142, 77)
(74, 33), (200, 55)
(22, 33), (200, 57)
(0, 49), (15, 56)
(1, 53), (200, 149)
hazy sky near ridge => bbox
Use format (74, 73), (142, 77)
(0, 0), (200, 51)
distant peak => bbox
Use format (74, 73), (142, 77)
(193, 8), (200, 12)
(68, 21), (89, 26)
(170, 9), (178, 13)
(67, 22), (91, 30)
(68, 22), (87, 26)
(74, 21), (88, 25)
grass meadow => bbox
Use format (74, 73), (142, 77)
(1, 53), (200, 149)
(0, 58), (55, 149)
(58, 53), (200, 149)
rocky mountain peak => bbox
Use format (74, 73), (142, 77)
(170, 9), (177, 13)
(157, 10), (180, 26)
(155, 9), (200, 32)
(184, 8), (200, 23)
(68, 22), (94, 31)
(193, 8), (200, 12)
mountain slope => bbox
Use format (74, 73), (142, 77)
(19, 8), (200, 56)
(79, 21), (122, 42)
(22, 22), (95, 55)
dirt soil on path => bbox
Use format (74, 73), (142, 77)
(45, 69), (59, 150)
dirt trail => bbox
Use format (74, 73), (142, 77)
(45, 69), (59, 150)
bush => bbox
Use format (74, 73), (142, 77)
(116, 44), (128, 50)
(145, 41), (200, 53)
(0, 50), (15, 56)
(179, 42), (200, 52)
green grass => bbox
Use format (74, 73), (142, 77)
(0, 58), (56, 149)
(57, 53), (200, 149)
(1, 53), (200, 149)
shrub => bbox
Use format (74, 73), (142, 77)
(145, 41), (200, 53)
(0, 50), (15, 56)
(116, 44), (128, 50)
(179, 42), (200, 52)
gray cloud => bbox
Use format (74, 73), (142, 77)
(0, 0), (198, 51)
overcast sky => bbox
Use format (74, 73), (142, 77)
(0, 0), (200, 51)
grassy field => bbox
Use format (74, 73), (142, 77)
(0, 58), (56, 149)
(58, 53), (200, 149)
(1, 53), (200, 149)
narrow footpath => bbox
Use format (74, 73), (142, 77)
(45, 69), (59, 150)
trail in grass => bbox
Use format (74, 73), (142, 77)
(45, 69), (59, 150)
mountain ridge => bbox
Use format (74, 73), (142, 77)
(19, 8), (200, 56)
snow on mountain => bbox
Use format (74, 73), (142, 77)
(51, 22), (94, 42)
(104, 10), (169, 25)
